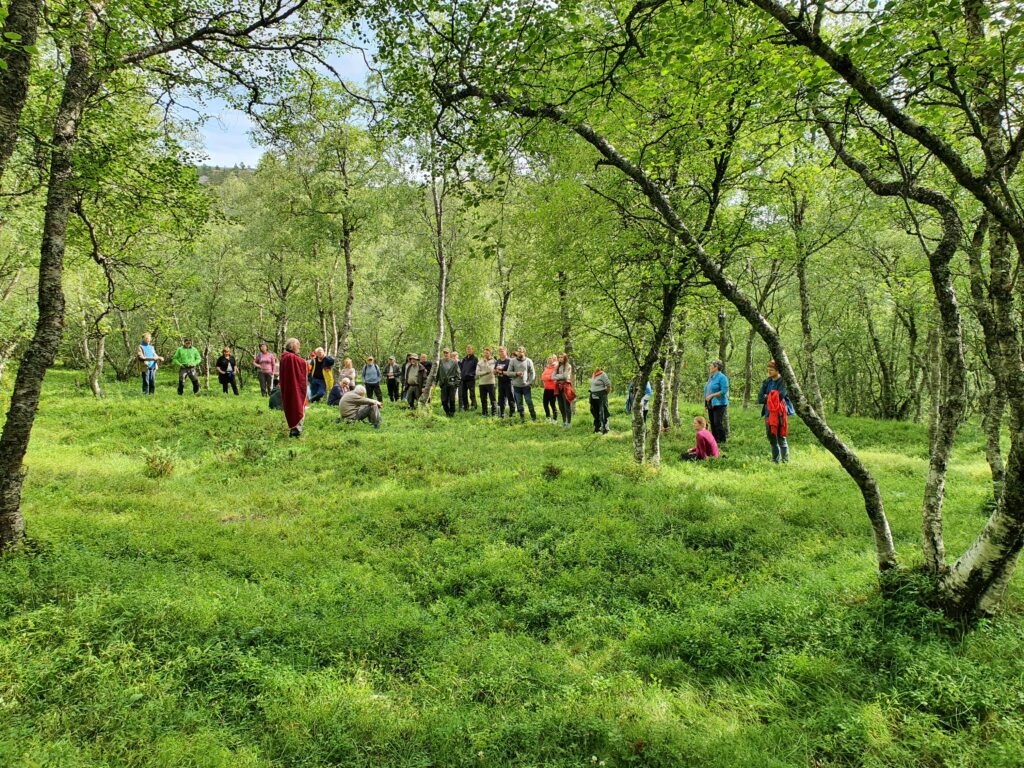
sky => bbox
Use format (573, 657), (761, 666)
(195, 49), (371, 167)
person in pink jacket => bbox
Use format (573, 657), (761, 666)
(681, 415), (720, 461)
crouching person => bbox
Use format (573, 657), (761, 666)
(681, 415), (719, 461)
(338, 384), (383, 429)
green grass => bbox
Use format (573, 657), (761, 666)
(1, 370), (1022, 767)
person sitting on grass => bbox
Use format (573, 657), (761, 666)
(680, 415), (720, 461)
(337, 384), (383, 429)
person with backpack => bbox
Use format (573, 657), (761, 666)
(507, 346), (538, 422)
(136, 333), (164, 396)
(551, 353), (574, 428)
(757, 359), (794, 463)
(704, 359), (729, 445)
(362, 356), (383, 402)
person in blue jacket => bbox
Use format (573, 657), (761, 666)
(704, 359), (729, 444)
(757, 359), (795, 463)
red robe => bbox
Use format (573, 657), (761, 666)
(280, 350), (308, 429)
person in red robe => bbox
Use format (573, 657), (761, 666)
(280, 338), (308, 437)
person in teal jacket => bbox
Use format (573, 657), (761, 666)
(703, 359), (729, 445)
(172, 338), (202, 395)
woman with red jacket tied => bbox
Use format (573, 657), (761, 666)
(757, 359), (795, 463)
(540, 355), (558, 424)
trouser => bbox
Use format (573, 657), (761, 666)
(557, 392), (572, 424)
(347, 403), (381, 426)
(177, 366), (199, 395)
(680, 453), (703, 462)
(460, 377), (476, 409)
(309, 378), (327, 402)
(498, 381), (516, 417)
(386, 378), (400, 401)
(406, 385), (421, 409)
(142, 368), (156, 395)
(257, 371), (273, 396)
(708, 404), (728, 444)
(513, 387), (536, 420)
(441, 383), (458, 416)
(542, 389), (557, 419)
(366, 382), (383, 402)
(590, 391), (609, 432)
(479, 384), (495, 415)
(766, 421), (790, 463)
(219, 372), (239, 395)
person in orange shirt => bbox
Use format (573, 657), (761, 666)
(540, 355), (558, 423)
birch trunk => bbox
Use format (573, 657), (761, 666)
(0, 0), (41, 183)
(796, 253), (825, 416)
(0, 12), (97, 552)
(339, 219), (355, 359)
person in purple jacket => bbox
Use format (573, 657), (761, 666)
(681, 415), (720, 461)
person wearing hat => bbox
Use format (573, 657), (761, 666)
(704, 359), (729, 445)
(171, 338), (201, 395)
(362, 355), (383, 402)
(403, 353), (428, 409)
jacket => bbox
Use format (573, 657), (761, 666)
(172, 346), (201, 367)
(476, 357), (496, 386)
(459, 354), (478, 379)
(361, 364), (381, 385)
(541, 364), (557, 391)
(758, 376), (794, 418)
(506, 356), (536, 387)
(438, 358), (461, 386)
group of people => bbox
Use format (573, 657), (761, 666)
(137, 333), (794, 462)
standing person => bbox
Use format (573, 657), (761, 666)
(451, 351), (461, 406)
(758, 360), (794, 464)
(704, 359), (730, 445)
(136, 333), (163, 396)
(589, 367), (612, 434)
(494, 346), (517, 419)
(460, 345), (478, 411)
(541, 355), (558, 423)
(507, 346), (537, 422)
(172, 338), (201, 395)
(308, 348), (329, 403)
(438, 349), (461, 417)
(404, 353), (428, 409)
(680, 415), (720, 461)
(362, 356), (383, 402)
(384, 356), (402, 402)
(216, 346), (240, 395)
(476, 347), (497, 417)
(253, 343), (277, 397)
(552, 353), (574, 428)
(280, 338), (308, 437)
(337, 384), (384, 429)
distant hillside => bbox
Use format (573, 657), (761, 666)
(195, 164), (256, 186)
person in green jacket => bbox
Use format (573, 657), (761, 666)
(172, 338), (202, 395)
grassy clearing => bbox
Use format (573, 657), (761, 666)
(1, 371), (1022, 767)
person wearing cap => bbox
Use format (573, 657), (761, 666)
(383, 356), (402, 402)
(171, 338), (201, 395)
(704, 359), (729, 445)
(361, 356), (383, 402)
(437, 348), (461, 417)
(403, 353), (428, 409)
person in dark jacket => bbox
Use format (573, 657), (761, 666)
(403, 353), (428, 409)
(494, 346), (517, 419)
(437, 349), (461, 417)
(757, 359), (794, 463)
(383, 356), (402, 401)
(459, 345), (478, 411)
(216, 346), (239, 395)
